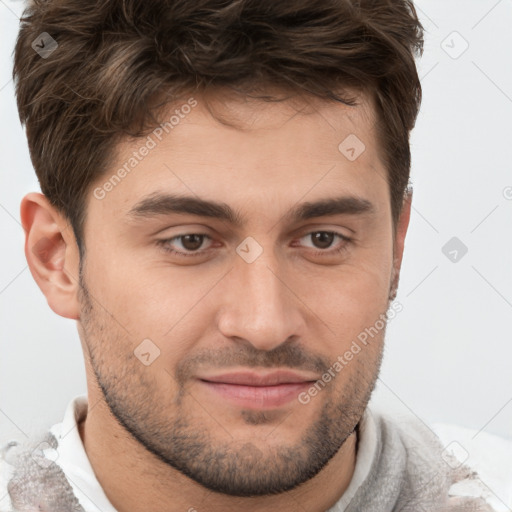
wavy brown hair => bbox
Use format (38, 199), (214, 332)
(13, 0), (424, 259)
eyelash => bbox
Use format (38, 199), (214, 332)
(156, 231), (352, 258)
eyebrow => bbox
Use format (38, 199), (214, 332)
(127, 192), (375, 227)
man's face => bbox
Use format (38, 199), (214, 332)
(78, 90), (398, 496)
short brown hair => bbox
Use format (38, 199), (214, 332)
(13, 0), (424, 259)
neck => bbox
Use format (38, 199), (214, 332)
(79, 396), (359, 512)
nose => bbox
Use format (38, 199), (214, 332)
(216, 249), (306, 352)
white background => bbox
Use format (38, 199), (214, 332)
(0, 0), (511, 449)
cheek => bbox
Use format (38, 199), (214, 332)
(83, 220), (393, 354)
(296, 254), (392, 356)
(305, 253), (393, 314)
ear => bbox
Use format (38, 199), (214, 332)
(20, 192), (81, 319)
(389, 187), (412, 301)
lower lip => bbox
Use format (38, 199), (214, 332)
(199, 380), (312, 409)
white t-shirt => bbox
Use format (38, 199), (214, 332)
(0, 394), (511, 511)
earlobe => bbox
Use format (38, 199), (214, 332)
(20, 192), (81, 320)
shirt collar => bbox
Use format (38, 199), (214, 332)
(49, 394), (117, 512)
(327, 405), (379, 511)
(50, 394), (378, 512)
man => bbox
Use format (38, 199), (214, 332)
(2, 0), (510, 511)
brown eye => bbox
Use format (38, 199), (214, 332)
(158, 233), (213, 257)
(310, 232), (336, 250)
(293, 231), (352, 259)
(300, 231), (350, 251)
(179, 234), (205, 251)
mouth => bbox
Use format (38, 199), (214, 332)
(197, 370), (318, 409)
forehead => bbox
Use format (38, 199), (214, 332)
(88, 89), (387, 223)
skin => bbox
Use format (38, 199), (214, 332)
(20, 87), (412, 512)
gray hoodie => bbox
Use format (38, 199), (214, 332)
(0, 403), (501, 512)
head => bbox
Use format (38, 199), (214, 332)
(15, 0), (423, 498)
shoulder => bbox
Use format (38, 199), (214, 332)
(0, 440), (19, 511)
(368, 407), (512, 511)
(0, 431), (67, 512)
(431, 422), (512, 510)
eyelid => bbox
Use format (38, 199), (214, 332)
(295, 226), (352, 240)
(157, 229), (352, 257)
(293, 231), (352, 251)
(157, 233), (216, 256)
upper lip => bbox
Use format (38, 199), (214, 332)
(198, 370), (318, 387)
